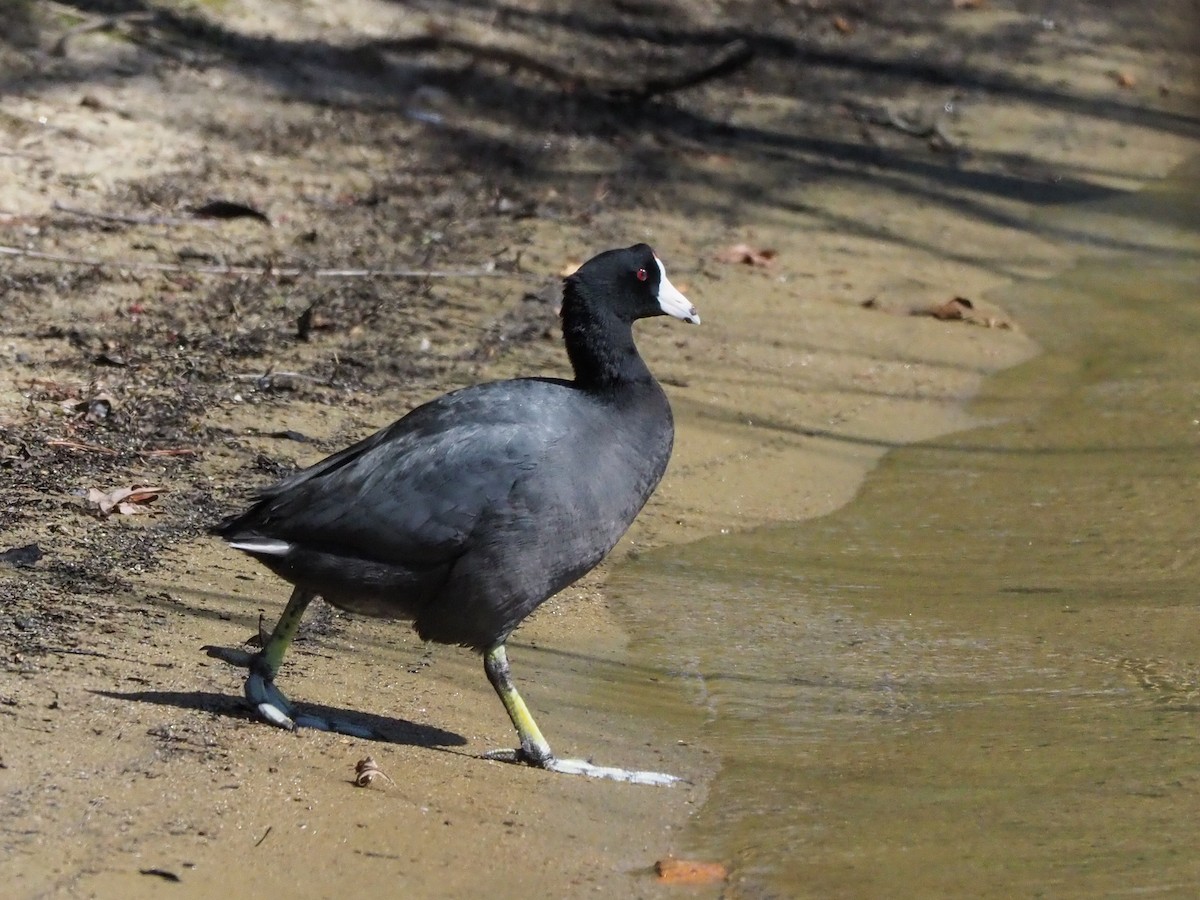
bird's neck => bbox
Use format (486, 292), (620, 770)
(561, 292), (654, 390)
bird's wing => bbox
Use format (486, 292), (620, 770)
(218, 381), (574, 567)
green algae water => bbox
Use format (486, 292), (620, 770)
(610, 159), (1200, 897)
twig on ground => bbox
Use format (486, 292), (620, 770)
(47, 6), (157, 57)
(141, 448), (201, 457)
(375, 34), (753, 102)
(46, 438), (199, 458)
(230, 371), (327, 394)
(51, 202), (210, 228)
(230, 371), (319, 381)
(374, 34), (583, 89)
(43, 647), (128, 661)
(46, 438), (118, 455)
(0, 245), (507, 280)
(613, 40), (755, 102)
(845, 99), (963, 151)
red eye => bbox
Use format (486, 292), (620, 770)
(636, 268), (648, 282)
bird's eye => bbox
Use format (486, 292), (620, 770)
(636, 268), (648, 282)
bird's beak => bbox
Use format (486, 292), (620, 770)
(655, 258), (700, 324)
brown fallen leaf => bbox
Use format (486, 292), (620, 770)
(1114, 70), (1137, 88)
(86, 485), (164, 516)
(655, 857), (728, 885)
(910, 296), (1016, 329)
(714, 243), (777, 267)
(832, 16), (856, 34)
(915, 296), (975, 321)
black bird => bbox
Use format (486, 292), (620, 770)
(204, 244), (699, 784)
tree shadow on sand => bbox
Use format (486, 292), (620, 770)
(8, 0), (1197, 264)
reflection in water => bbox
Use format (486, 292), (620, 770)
(608, 160), (1200, 896)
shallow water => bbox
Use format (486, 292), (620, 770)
(608, 159), (1200, 896)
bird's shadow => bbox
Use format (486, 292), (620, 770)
(94, 688), (468, 748)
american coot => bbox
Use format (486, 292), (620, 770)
(204, 244), (699, 785)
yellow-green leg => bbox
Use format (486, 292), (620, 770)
(481, 643), (683, 786)
(483, 643), (554, 766)
(254, 585), (314, 680)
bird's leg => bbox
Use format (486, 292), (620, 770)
(204, 586), (370, 735)
(481, 643), (683, 786)
(482, 643), (555, 766)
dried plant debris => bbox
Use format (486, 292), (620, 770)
(713, 243), (777, 267)
(190, 200), (272, 226)
(354, 756), (394, 788)
(138, 868), (182, 883)
(913, 296), (1015, 329)
(863, 295), (1015, 329)
(63, 392), (117, 424)
(85, 485), (165, 517)
(921, 296), (976, 320)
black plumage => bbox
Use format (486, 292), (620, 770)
(205, 243), (698, 783)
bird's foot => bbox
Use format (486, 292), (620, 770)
(202, 644), (257, 669)
(245, 670), (302, 730)
(482, 747), (683, 786)
(202, 644), (374, 739)
(203, 643), (302, 728)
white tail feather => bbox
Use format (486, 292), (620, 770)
(228, 537), (292, 556)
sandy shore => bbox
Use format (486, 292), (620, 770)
(1, 1), (1196, 896)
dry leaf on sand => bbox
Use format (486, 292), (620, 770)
(910, 296), (1014, 329)
(86, 485), (164, 516)
(655, 857), (728, 884)
(713, 243), (778, 267)
(918, 296), (975, 320)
